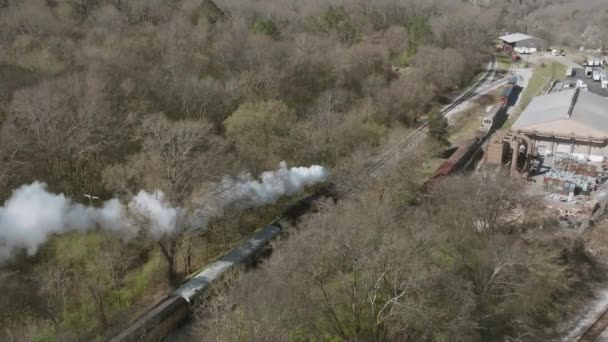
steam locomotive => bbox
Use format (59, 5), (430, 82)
(110, 186), (336, 341)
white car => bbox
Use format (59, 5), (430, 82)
(576, 80), (589, 91)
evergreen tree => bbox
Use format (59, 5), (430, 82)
(428, 111), (450, 145)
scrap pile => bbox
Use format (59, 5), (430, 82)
(542, 157), (607, 195)
(543, 171), (595, 195)
(546, 197), (600, 229)
(553, 157), (600, 177)
(539, 158), (608, 230)
(556, 206), (585, 229)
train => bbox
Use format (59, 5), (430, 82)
(110, 185), (336, 342)
(109, 225), (282, 342)
(423, 137), (484, 191)
(500, 76), (519, 105)
(424, 80), (513, 191)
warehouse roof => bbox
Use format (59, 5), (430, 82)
(499, 33), (537, 43)
(512, 89), (608, 138)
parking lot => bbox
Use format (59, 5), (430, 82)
(550, 67), (608, 97)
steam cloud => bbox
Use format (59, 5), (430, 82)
(0, 162), (328, 263)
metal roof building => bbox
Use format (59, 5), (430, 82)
(500, 33), (536, 43)
(511, 88), (608, 160)
(499, 33), (547, 52)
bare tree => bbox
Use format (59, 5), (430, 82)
(103, 113), (224, 283)
(7, 71), (123, 196)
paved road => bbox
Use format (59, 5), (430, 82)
(507, 68), (533, 115)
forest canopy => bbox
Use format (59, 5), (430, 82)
(0, 0), (606, 341)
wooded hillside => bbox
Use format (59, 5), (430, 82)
(0, 0), (504, 340)
(7, 1), (606, 341)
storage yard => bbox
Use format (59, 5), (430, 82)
(528, 156), (608, 230)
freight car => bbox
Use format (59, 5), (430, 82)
(500, 76), (519, 105)
(423, 137), (483, 191)
(425, 82), (512, 191)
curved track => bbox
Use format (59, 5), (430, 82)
(345, 56), (510, 189)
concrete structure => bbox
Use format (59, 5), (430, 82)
(499, 33), (547, 53)
(511, 88), (608, 162)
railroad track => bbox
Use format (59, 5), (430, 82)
(115, 56), (509, 341)
(342, 56), (509, 191)
(577, 304), (608, 341)
(578, 308), (608, 342)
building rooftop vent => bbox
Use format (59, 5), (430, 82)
(567, 88), (580, 118)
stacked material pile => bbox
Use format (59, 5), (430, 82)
(554, 157), (599, 177)
(543, 157), (604, 195)
(543, 170), (595, 195)
(543, 176), (577, 195)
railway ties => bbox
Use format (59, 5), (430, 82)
(340, 56), (507, 192)
(578, 307), (608, 342)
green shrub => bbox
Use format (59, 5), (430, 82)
(252, 18), (280, 39)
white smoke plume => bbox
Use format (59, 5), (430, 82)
(128, 190), (184, 240)
(215, 161), (328, 210)
(0, 163), (328, 263)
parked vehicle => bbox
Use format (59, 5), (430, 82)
(552, 49), (560, 56)
(586, 67), (593, 78)
(601, 74), (608, 89)
(576, 80), (588, 91)
(566, 67), (574, 77)
(593, 70), (601, 81)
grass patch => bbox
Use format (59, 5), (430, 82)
(417, 158), (445, 182)
(449, 107), (482, 145)
(114, 255), (166, 309)
(520, 61), (566, 111)
(496, 53), (513, 71)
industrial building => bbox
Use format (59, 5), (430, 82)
(499, 33), (547, 54)
(510, 88), (608, 161)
